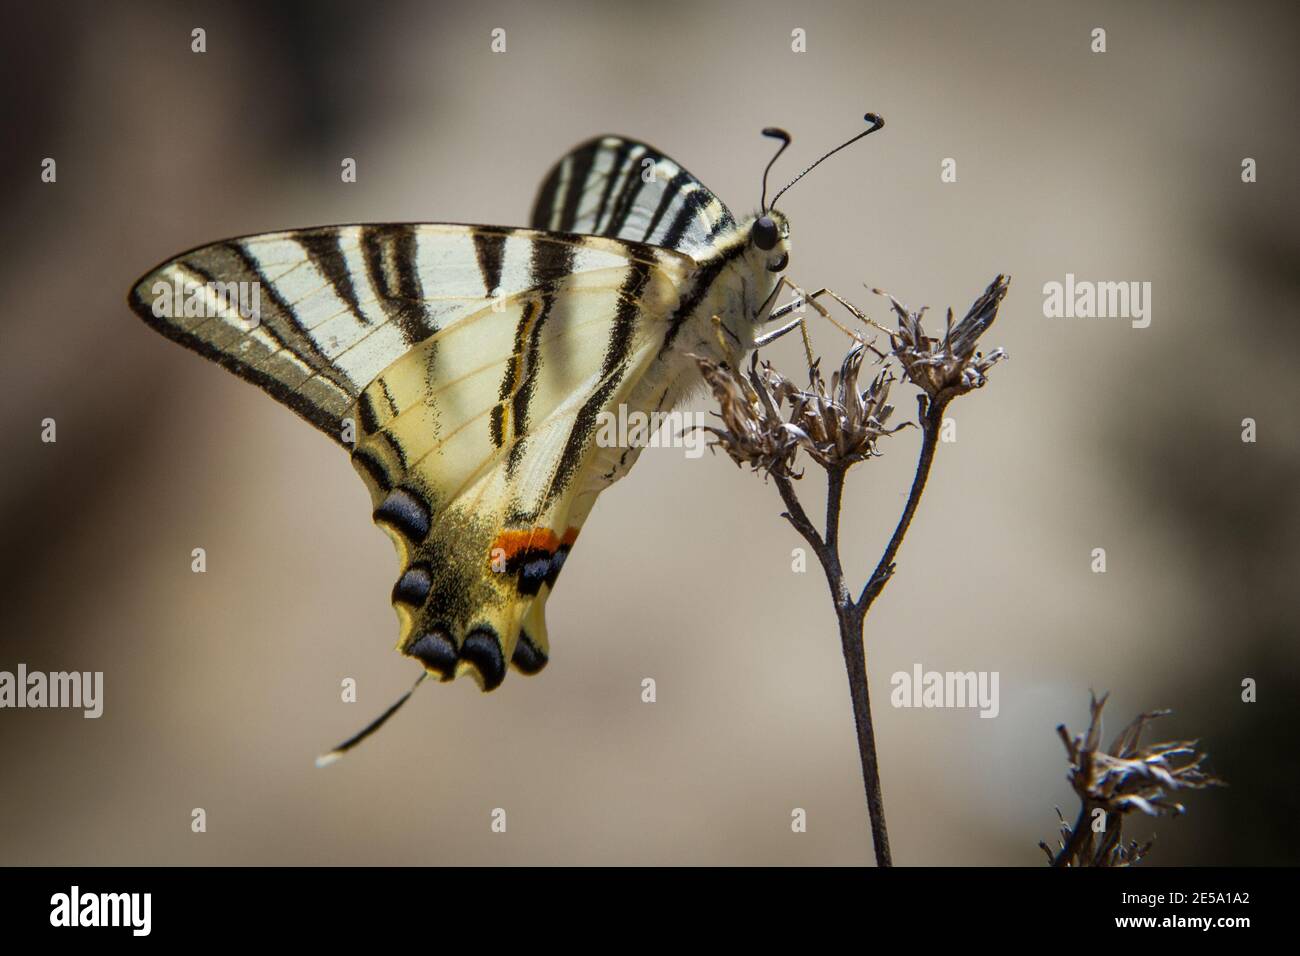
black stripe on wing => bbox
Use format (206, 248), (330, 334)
(128, 232), (362, 444)
(530, 136), (737, 259)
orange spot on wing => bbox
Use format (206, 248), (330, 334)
(491, 527), (579, 560)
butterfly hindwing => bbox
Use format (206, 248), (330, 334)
(352, 243), (685, 687)
(530, 136), (737, 260)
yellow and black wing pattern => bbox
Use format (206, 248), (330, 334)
(531, 134), (737, 259)
(129, 132), (751, 698)
(129, 221), (695, 689)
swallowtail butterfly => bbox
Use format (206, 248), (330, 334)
(128, 115), (884, 761)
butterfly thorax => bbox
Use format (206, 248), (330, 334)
(663, 209), (791, 367)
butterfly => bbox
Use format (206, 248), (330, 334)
(128, 115), (883, 761)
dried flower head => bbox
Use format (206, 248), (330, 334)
(1041, 693), (1225, 867)
(693, 354), (804, 477)
(874, 274), (1010, 403)
(783, 345), (908, 469)
(694, 345), (907, 477)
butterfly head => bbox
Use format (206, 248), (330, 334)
(746, 113), (884, 283)
(749, 109), (885, 250)
(747, 209), (791, 274)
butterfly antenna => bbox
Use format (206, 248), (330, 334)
(768, 112), (885, 211)
(760, 127), (792, 213)
(315, 671), (427, 768)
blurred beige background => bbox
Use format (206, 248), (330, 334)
(1, 0), (1295, 865)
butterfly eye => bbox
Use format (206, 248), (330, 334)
(766, 252), (789, 273)
(751, 216), (779, 251)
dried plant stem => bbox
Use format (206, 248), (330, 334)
(699, 277), (1013, 867)
(837, 600), (890, 867)
(1054, 803), (1093, 868)
(860, 396), (949, 611)
(770, 401), (949, 868)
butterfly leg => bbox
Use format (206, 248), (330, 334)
(749, 278), (810, 366)
(755, 279), (839, 366)
(768, 284), (868, 337)
(752, 313), (817, 369)
(762, 280), (892, 364)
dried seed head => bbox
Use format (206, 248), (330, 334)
(693, 345), (909, 477)
(693, 355), (804, 478)
(875, 275), (1010, 402)
(1061, 692), (1224, 818)
(1042, 693), (1225, 867)
(784, 345), (909, 469)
